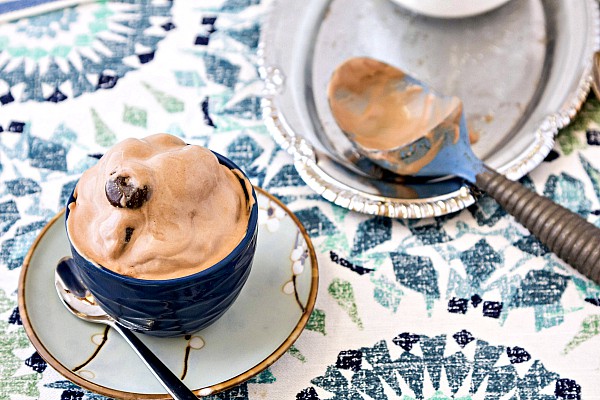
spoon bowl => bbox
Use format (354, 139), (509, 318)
(55, 257), (199, 400)
(328, 57), (600, 284)
(328, 57), (484, 182)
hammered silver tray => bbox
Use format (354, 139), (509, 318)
(259, 0), (599, 218)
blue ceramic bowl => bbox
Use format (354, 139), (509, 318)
(64, 152), (258, 337)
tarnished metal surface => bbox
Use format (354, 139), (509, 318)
(259, 0), (599, 218)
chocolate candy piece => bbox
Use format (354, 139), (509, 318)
(105, 176), (149, 209)
(125, 227), (134, 243)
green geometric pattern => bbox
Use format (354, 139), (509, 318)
(0, 0), (599, 399)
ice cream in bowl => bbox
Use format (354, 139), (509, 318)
(64, 133), (258, 337)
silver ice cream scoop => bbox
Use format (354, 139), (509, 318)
(328, 57), (600, 283)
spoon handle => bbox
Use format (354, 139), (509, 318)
(110, 323), (198, 400)
(475, 168), (600, 283)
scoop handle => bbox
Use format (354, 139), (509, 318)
(475, 168), (600, 283)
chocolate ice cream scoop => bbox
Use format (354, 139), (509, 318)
(67, 134), (254, 280)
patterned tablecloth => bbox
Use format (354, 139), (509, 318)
(1, 1), (600, 399)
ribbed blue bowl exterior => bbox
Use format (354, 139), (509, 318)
(65, 152), (258, 337)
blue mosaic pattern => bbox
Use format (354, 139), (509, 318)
(295, 207), (336, 238)
(0, 1), (174, 103)
(0, 0), (599, 399)
(351, 216), (391, 256)
(391, 253), (440, 299)
(300, 331), (580, 400)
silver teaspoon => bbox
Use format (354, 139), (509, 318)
(328, 57), (600, 283)
(55, 257), (198, 400)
